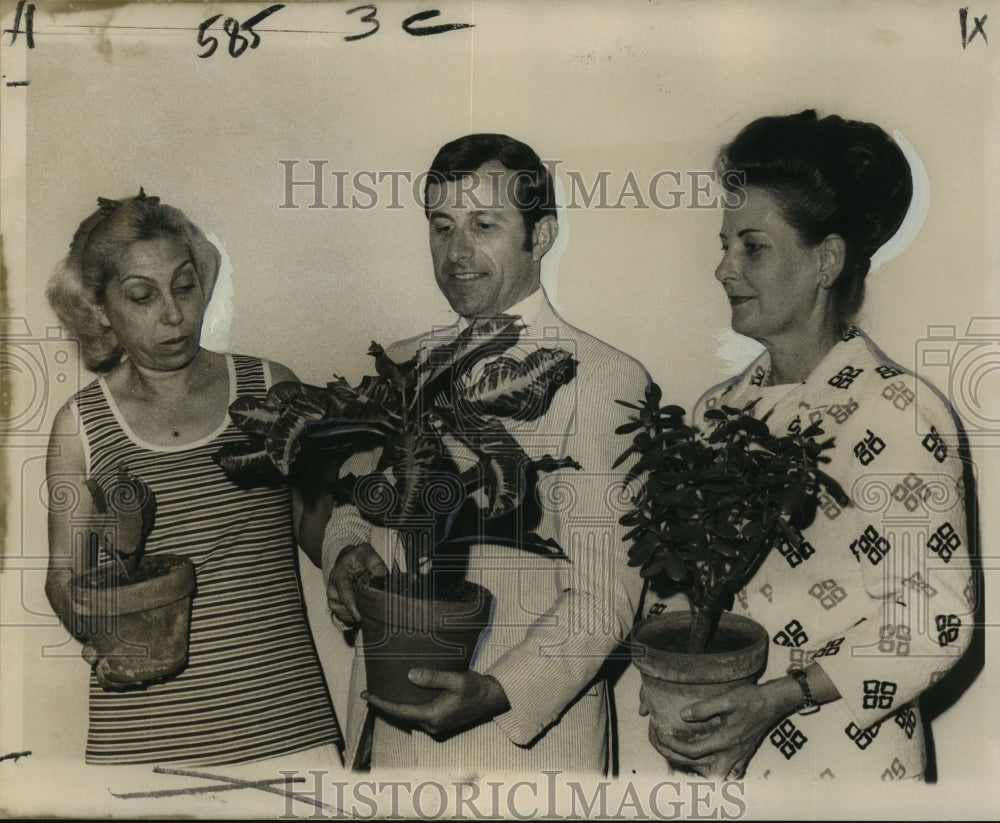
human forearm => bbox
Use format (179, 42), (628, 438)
(45, 567), (83, 640)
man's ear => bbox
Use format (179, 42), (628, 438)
(815, 234), (847, 288)
(531, 215), (558, 262)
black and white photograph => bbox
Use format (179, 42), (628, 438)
(1, 0), (996, 818)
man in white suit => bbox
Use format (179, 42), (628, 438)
(325, 134), (650, 773)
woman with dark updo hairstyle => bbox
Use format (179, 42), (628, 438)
(45, 191), (343, 765)
(639, 111), (974, 780)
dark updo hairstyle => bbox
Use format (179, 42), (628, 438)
(717, 110), (913, 331)
(46, 190), (220, 372)
(423, 133), (557, 251)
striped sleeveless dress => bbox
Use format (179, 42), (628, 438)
(73, 353), (343, 765)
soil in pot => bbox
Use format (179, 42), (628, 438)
(356, 572), (494, 705)
(631, 611), (769, 777)
(71, 554), (195, 689)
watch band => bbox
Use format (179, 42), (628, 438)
(788, 667), (821, 715)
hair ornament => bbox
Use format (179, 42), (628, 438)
(97, 197), (122, 216)
(135, 186), (160, 206)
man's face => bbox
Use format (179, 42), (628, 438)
(427, 160), (548, 319)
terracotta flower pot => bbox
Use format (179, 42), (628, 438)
(355, 573), (494, 705)
(631, 611), (768, 776)
(71, 554), (195, 689)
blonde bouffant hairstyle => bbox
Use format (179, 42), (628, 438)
(46, 189), (221, 372)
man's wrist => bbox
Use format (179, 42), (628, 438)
(482, 674), (511, 717)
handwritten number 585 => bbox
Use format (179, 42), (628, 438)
(196, 3), (472, 57)
(198, 4), (285, 58)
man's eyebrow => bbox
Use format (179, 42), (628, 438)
(429, 208), (504, 220)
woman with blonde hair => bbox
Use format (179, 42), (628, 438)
(45, 190), (343, 765)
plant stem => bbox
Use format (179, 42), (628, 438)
(687, 606), (720, 654)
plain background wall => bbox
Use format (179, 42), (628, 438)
(2, 1), (997, 817)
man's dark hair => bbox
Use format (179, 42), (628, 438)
(423, 133), (557, 250)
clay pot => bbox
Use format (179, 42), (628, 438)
(71, 554), (195, 689)
(355, 573), (494, 705)
(631, 611), (768, 776)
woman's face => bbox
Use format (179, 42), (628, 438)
(715, 186), (826, 345)
(98, 234), (207, 371)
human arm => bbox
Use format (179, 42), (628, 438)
(321, 451), (388, 626)
(45, 402), (93, 636)
(362, 669), (510, 736)
(645, 663), (840, 777)
(479, 354), (650, 744)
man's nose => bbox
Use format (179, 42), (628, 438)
(448, 227), (474, 263)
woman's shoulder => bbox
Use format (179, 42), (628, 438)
(848, 330), (961, 430)
(223, 352), (298, 388)
(64, 373), (105, 411)
(266, 360), (298, 385)
(824, 332), (965, 473)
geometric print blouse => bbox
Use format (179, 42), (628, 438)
(646, 328), (975, 780)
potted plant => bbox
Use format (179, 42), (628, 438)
(615, 383), (849, 772)
(71, 470), (196, 689)
(215, 316), (580, 703)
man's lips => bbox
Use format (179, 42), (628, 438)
(447, 271), (488, 282)
(727, 295), (754, 306)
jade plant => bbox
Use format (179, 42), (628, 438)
(615, 383), (850, 653)
(215, 316), (581, 596)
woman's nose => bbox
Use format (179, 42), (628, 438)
(714, 253), (738, 283)
(161, 297), (184, 326)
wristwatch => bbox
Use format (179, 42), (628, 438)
(787, 667), (821, 715)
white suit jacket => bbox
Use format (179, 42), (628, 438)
(322, 294), (650, 775)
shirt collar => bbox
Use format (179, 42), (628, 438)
(455, 288), (544, 333)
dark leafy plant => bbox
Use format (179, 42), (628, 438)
(215, 316), (581, 595)
(616, 383), (850, 653)
(83, 468), (157, 584)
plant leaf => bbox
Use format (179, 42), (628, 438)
(457, 348), (578, 423)
(381, 430), (442, 522)
(228, 395), (281, 435)
(214, 441), (286, 485)
(368, 341), (412, 391)
(418, 315), (522, 394)
(265, 394), (332, 475)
